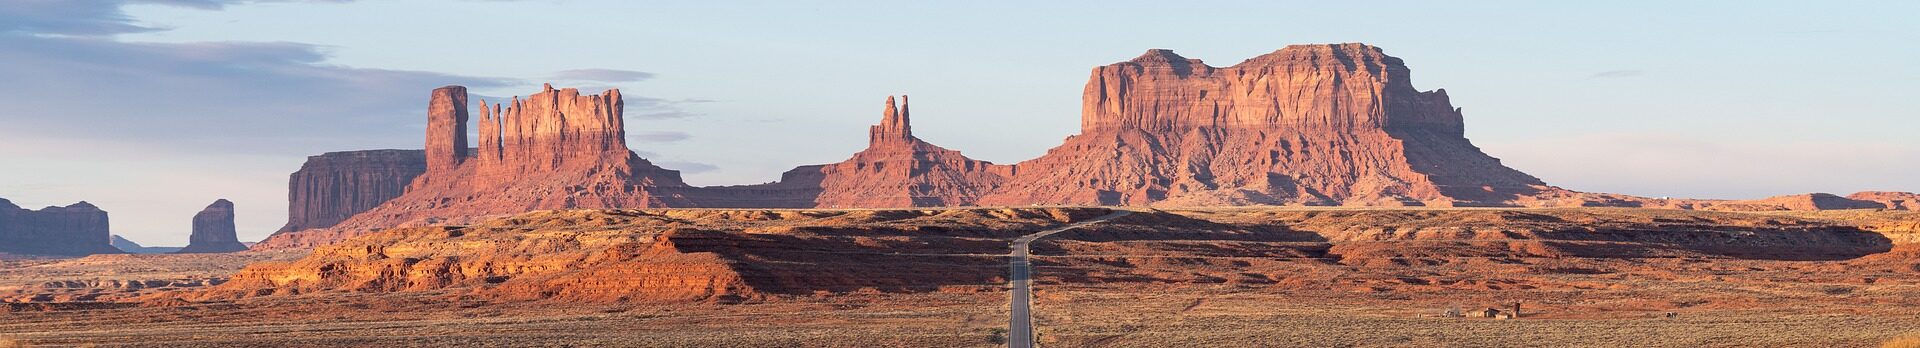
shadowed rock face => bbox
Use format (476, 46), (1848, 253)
(1848, 192), (1920, 210)
(0, 198), (119, 256)
(979, 43), (1551, 207)
(274, 150), (427, 234)
(176, 199), (247, 254)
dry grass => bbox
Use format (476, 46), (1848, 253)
(1885, 333), (1920, 348)
(0, 337), (29, 348)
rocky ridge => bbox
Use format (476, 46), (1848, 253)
(110, 236), (180, 254)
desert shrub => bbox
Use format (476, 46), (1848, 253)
(1886, 333), (1920, 348)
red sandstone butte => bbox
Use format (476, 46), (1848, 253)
(254, 85), (694, 249)
(721, 96), (1010, 208)
(978, 44), (1557, 207)
(273, 149), (427, 234)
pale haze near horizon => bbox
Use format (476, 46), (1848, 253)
(0, 1), (1913, 246)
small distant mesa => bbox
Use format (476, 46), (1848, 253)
(0, 197), (117, 256)
(247, 43), (1915, 250)
(175, 199), (248, 254)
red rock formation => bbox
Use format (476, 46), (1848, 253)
(254, 85), (694, 249)
(978, 44), (1553, 207)
(273, 150), (426, 234)
(175, 199), (248, 253)
(193, 208), (1108, 303)
(715, 96), (1011, 208)
(425, 86), (469, 172)
(0, 198), (119, 256)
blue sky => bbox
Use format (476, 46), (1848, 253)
(1, 0), (1915, 246)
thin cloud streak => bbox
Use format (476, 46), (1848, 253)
(552, 68), (655, 82)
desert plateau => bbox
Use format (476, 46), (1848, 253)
(3, 2), (1917, 347)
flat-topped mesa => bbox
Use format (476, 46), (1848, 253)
(869, 95), (913, 145)
(0, 198), (119, 255)
(426, 86), (470, 173)
(981, 43), (1548, 207)
(177, 199), (247, 253)
(1080, 43), (1461, 134)
(274, 149), (427, 234)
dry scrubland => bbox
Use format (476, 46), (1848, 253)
(0, 207), (1917, 347)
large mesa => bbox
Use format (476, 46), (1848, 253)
(979, 43), (1553, 207)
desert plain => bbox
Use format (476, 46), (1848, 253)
(3, 206), (1917, 347)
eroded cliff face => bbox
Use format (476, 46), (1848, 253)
(0, 198), (119, 256)
(715, 96), (1011, 208)
(978, 44), (1552, 207)
(274, 150), (427, 234)
(176, 199), (247, 253)
(254, 85), (692, 249)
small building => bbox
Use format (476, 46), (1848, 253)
(1467, 308), (1502, 318)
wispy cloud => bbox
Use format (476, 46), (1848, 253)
(552, 68), (655, 82)
(626, 96), (710, 119)
(1589, 69), (1644, 78)
(657, 161), (718, 173)
(632, 131), (690, 143)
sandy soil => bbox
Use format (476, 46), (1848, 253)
(1, 207), (1916, 347)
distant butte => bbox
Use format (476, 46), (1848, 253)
(712, 95), (1011, 208)
(0, 197), (120, 256)
(176, 199), (249, 253)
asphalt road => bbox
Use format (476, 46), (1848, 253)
(1008, 210), (1131, 348)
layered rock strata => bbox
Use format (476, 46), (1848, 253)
(275, 149), (427, 234)
(0, 198), (119, 256)
(175, 199), (248, 253)
(978, 44), (1553, 207)
(255, 85), (693, 249)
